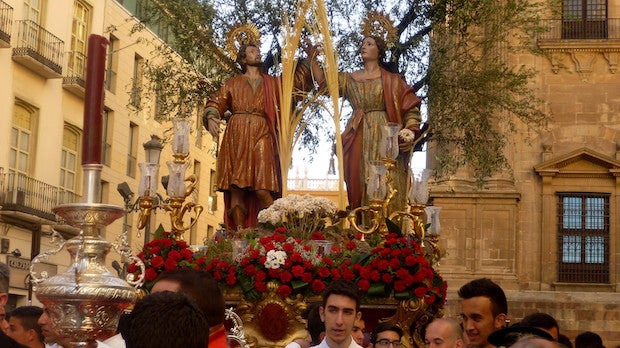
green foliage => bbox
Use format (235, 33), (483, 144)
(126, 0), (552, 184)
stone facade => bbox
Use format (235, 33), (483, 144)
(430, 2), (620, 347)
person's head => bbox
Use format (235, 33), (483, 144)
(319, 279), (362, 347)
(304, 303), (325, 345)
(369, 322), (403, 348)
(424, 318), (464, 348)
(151, 269), (225, 328)
(557, 334), (572, 348)
(7, 306), (44, 347)
(38, 307), (68, 346)
(352, 317), (366, 346)
(121, 291), (209, 348)
(511, 337), (561, 348)
(237, 44), (262, 73)
(575, 331), (604, 348)
(458, 278), (508, 348)
(360, 36), (387, 63)
(520, 313), (559, 341)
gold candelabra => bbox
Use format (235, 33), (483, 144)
(347, 123), (442, 264)
(120, 119), (203, 240)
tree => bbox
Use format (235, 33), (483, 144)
(129, 0), (552, 184)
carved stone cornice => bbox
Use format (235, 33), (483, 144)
(537, 40), (620, 77)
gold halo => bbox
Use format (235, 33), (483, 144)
(225, 23), (261, 61)
(360, 11), (398, 48)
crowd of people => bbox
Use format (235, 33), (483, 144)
(0, 261), (612, 348)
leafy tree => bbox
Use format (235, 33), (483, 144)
(129, 0), (552, 184)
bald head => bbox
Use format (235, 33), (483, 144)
(511, 337), (560, 348)
(424, 318), (464, 348)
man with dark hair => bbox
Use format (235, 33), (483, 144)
(369, 322), (404, 348)
(575, 331), (604, 348)
(312, 279), (363, 348)
(151, 269), (226, 348)
(7, 306), (45, 348)
(120, 291), (209, 348)
(0, 262), (22, 348)
(520, 313), (559, 341)
(424, 318), (464, 348)
(38, 307), (71, 348)
(203, 34), (321, 230)
(458, 278), (508, 348)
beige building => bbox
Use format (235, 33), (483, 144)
(0, 0), (223, 309)
(433, 0), (620, 345)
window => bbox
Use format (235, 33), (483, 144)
(102, 109), (113, 167)
(10, 101), (37, 176)
(126, 123), (138, 178)
(60, 124), (80, 193)
(68, 1), (90, 79)
(557, 193), (609, 283)
(562, 0), (608, 39)
(130, 54), (143, 108)
(209, 169), (217, 212)
(106, 35), (118, 92)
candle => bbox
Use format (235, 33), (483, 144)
(82, 34), (110, 165)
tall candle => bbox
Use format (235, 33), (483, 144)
(82, 34), (110, 165)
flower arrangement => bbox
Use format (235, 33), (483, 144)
(128, 226), (206, 290)
(129, 196), (447, 310)
(257, 194), (338, 240)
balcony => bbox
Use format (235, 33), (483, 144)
(12, 19), (63, 78)
(538, 18), (620, 47)
(0, 170), (81, 224)
(0, 1), (12, 48)
(63, 51), (87, 97)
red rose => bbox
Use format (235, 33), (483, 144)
(274, 227), (288, 234)
(176, 240), (188, 249)
(150, 256), (164, 269)
(405, 255), (417, 267)
(395, 268), (410, 280)
(393, 280), (406, 292)
(390, 249), (402, 258)
(425, 294), (436, 305)
(289, 252), (303, 263)
(317, 267), (330, 278)
(377, 260), (390, 271)
(370, 270), (381, 282)
(149, 246), (161, 255)
(346, 241), (356, 251)
(414, 286), (428, 298)
(167, 250), (181, 261)
(255, 271), (267, 282)
(273, 234), (286, 243)
(389, 258), (401, 269)
(268, 268), (280, 279)
(357, 279), (371, 292)
(330, 268), (341, 281)
(159, 238), (173, 249)
(311, 279), (326, 293)
(181, 249), (194, 261)
(310, 232), (325, 240)
(245, 264), (257, 276)
(283, 243), (295, 253)
(279, 271), (293, 283)
(145, 268), (158, 281)
(226, 273), (237, 286)
(195, 256), (206, 267)
(255, 281), (267, 292)
(381, 273), (393, 284)
(127, 263), (138, 274)
(301, 272), (314, 283)
(342, 269), (355, 280)
(291, 265), (305, 278)
(322, 257), (333, 266)
(164, 258), (178, 270)
(277, 285), (292, 298)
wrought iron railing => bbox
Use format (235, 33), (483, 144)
(63, 50), (86, 87)
(0, 1), (13, 45)
(0, 170), (81, 221)
(13, 19), (63, 74)
(538, 18), (620, 40)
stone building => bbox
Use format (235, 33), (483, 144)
(0, 0), (223, 309)
(433, 1), (620, 345)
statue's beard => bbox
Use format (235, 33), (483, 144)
(247, 61), (264, 67)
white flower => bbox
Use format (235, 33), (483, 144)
(264, 250), (287, 269)
(399, 128), (416, 143)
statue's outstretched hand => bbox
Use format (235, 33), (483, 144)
(203, 111), (224, 139)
